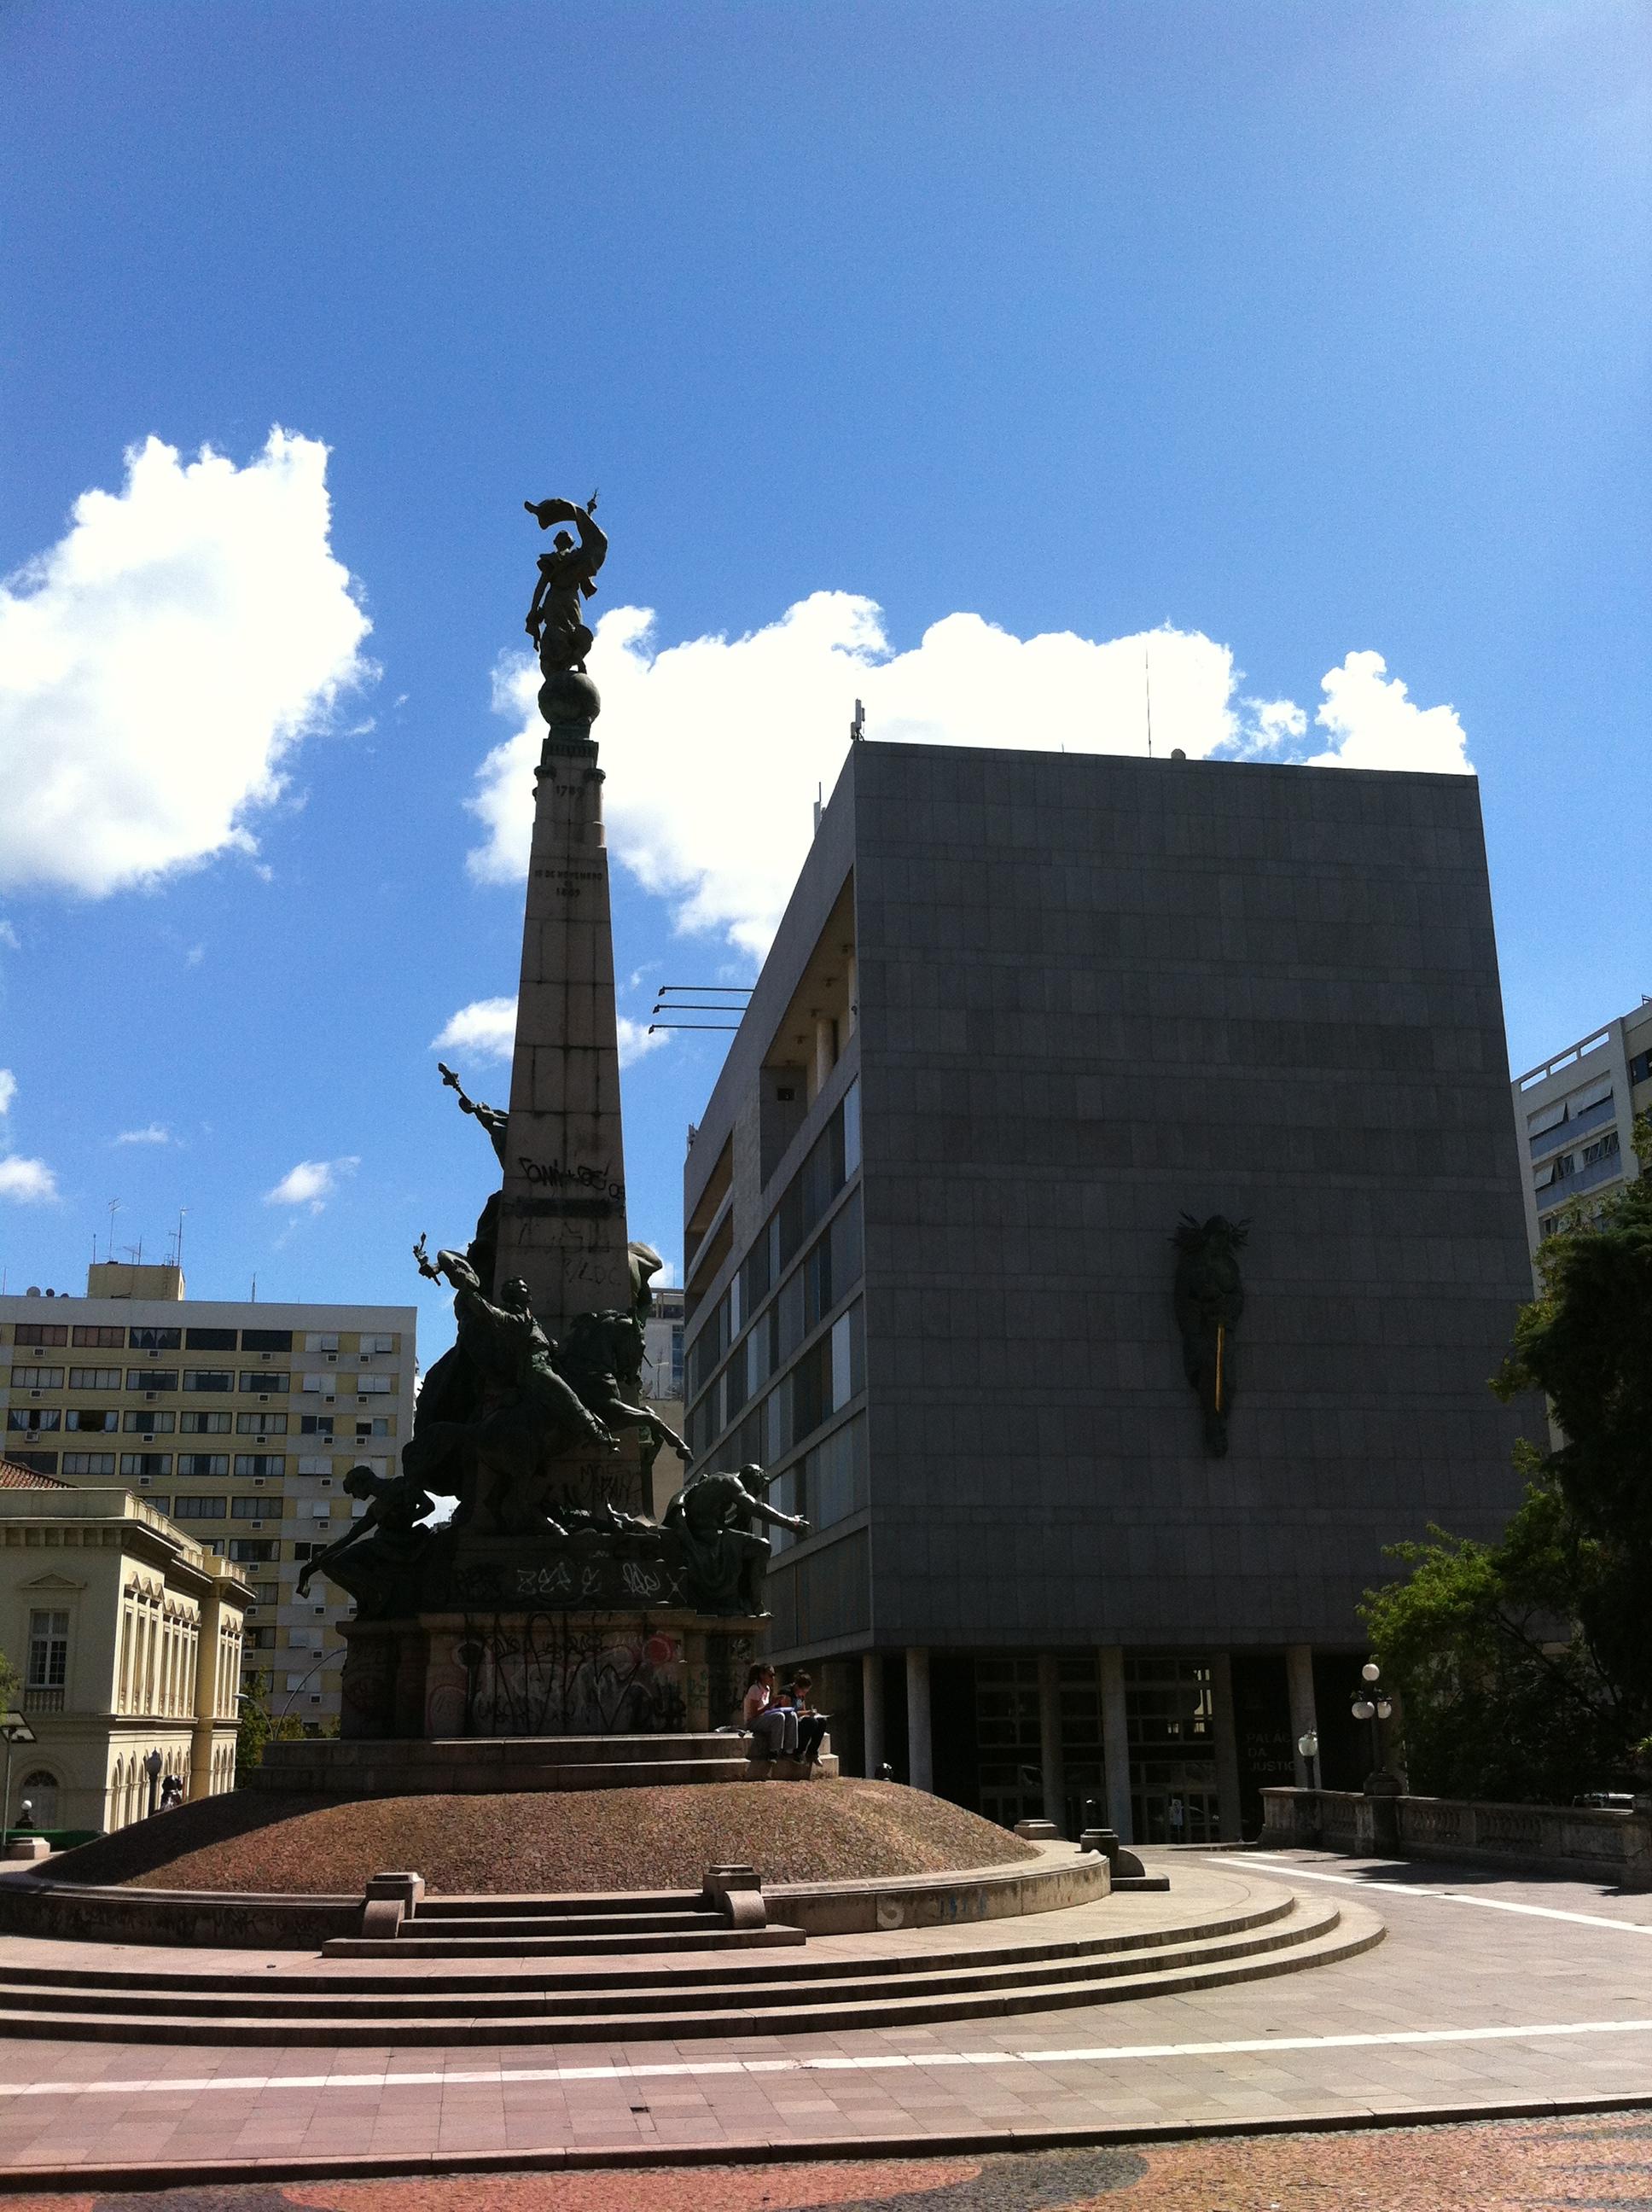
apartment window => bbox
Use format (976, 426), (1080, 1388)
(296, 1455), (332, 1476)
(5, 1451), (59, 1474)
(1583, 1132), (1621, 1166)
(229, 1540), (275, 1563)
(234, 1453), (283, 1477)
(120, 1453), (172, 1477)
(364, 1333), (395, 1354)
(123, 1409), (177, 1433)
(300, 1415), (334, 1436)
(356, 1417), (390, 1438)
(127, 1327), (182, 1352)
(356, 1372), (393, 1395)
(180, 1410), (231, 1434)
(126, 1369), (178, 1391)
(143, 1494), (171, 1511)
(65, 1409), (119, 1432)
(183, 1369), (233, 1393)
(241, 1329), (293, 1353)
(61, 1452), (116, 1476)
(26, 1610), (68, 1689)
(7, 1409), (61, 1431)
(172, 1495), (227, 1520)
(236, 1412), (288, 1435)
(71, 1325), (125, 1349)
(303, 1333), (340, 1353)
(290, 1541), (321, 1563)
(249, 1582), (280, 1605)
(10, 1367), (63, 1390)
(184, 1327), (237, 1351)
(13, 1323), (67, 1348)
(1631, 1048), (1652, 1086)
(230, 1497), (268, 1519)
(238, 1371), (290, 1394)
(177, 1453), (230, 1478)
(300, 1373), (336, 1395)
(68, 1366), (122, 1390)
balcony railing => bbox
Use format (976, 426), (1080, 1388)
(1537, 1149), (1625, 1212)
(1528, 1094), (1615, 1159)
(21, 1686), (64, 1715)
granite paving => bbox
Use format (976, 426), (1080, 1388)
(0, 1850), (1644, 2186)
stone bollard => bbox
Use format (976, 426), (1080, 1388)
(703, 1862), (767, 1930)
(4, 1837), (49, 1863)
(1015, 1819), (1059, 1841)
(1079, 1825), (1148, 1879)
(361, 1869), (425, 1941)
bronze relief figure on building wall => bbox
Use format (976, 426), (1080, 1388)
(1172, 1214), (1248, 1456)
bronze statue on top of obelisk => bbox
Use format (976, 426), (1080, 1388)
(523, 492), (607, 730)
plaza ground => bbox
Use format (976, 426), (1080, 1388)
(0, 1847), (1645, 2199)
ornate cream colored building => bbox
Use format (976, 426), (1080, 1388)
(0, 1460), (247, 1834)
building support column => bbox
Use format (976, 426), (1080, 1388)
(1038, 1651), (1064, 1831)
(861, 1650), (884, 1779)
(1286, 1644), (1318, 1787)
(187, 1583), (224, 1803)
(1210, 1650), (1243, 1843)
(1099, 1644), (1132, 1843)
(905, 1646), (933, 1793)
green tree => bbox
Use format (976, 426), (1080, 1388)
(235, 1669), (305, 1782)
(0, 1646), (20, 1714)
(1363, 1116), (1652, 1802)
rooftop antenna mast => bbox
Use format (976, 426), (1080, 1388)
(106, 1198), (120, 1265)
(1144, 641), (1154, 760)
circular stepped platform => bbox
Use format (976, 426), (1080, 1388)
(0, 1863), (1383, 2046)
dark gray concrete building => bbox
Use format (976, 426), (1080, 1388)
(681, 742), (1536, 1842)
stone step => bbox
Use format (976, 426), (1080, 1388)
(323, 1923), (807, 1959)
(0, 1889), (1296, 1997)
(0, 1899), (1382, 2044)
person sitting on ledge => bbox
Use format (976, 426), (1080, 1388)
(742, 1662), (799, 1768)
(782, 1671), (829, 1769)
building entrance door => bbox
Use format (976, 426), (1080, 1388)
(1132, 1784), (1220, 1845)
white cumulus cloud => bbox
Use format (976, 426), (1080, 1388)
(0, 1156), (57, 1203)
(433, 995), (666, 1070)
(432, 996), (517, 1061)
(467, 596), (1475, 958)
(0, 429), (373, 898)
(265, 1156), (358, 1214)
(0, 1070), (15, 1116)
(0, 923), (20, 952)
(1306, 651), (1472, 773)
(114, 1123), (170, 1146)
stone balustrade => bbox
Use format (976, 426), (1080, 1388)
(1259, 1787), (1652, 1889)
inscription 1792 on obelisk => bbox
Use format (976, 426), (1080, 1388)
(491, 495), (635, 1337)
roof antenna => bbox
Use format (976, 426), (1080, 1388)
(849, 697), (865, 744)
(1144, 641), (1154, 760)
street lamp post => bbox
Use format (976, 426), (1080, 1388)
(0, 1713), (38, 1848)
(1295, 1728), (1321, 1793)
(142, 1748), (163, 1819)
(1350, 1661), (1394, 1793)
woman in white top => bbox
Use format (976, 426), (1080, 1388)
(742, 1663), (800, 1761)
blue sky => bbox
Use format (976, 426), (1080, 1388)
(1, 2), (1647, 1360)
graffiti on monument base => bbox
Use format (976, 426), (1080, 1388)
(458, 1612), (686, 1735)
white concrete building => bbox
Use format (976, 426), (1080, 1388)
(1511, 998), (1652, 1260)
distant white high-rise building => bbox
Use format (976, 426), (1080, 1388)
(1510, 998), (1652, 1260)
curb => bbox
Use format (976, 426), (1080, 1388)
(0, 2091), (1649, 2192)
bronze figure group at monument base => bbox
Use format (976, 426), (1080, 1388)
(296, 498), (808, 1691)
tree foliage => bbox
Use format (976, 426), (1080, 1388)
(0, 1647), (19, 1715)
(1363, 1118), (1652, 1802)
(234, 1670), (305, 1782)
